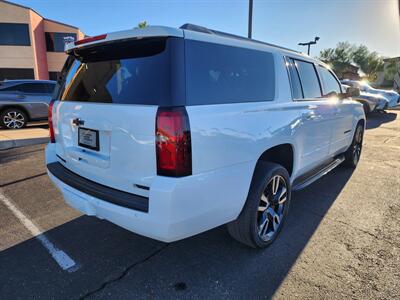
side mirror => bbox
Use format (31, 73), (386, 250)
(346, 87), (360, 98)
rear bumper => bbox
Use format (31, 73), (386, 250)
(47, 162), (149, 212)
(46, 143), (254, 242)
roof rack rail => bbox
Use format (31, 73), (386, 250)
(180, 23), (299, 53)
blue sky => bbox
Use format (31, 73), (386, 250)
(13, 0), (400, 57)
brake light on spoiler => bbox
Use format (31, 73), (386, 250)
(74, 34), (107, 46)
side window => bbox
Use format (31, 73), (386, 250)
(317, 66), (341, 96)
(287, 58), (303, 99)
(185, 40), (275, 105)
(294, 60), (322, 98)
(0, 84), (20, 92)
(45, 83), (56, 93)
(0, 23), (30, 46)
(46, 32), (77, 52)
(18, 83), (48, 94)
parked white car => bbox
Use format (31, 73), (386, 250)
(46, 25), (365, 248)
(342, 84), (389, 113)
(341, 79), (399, 108)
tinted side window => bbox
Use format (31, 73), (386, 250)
(185, 40), (275, 105)
(0, 23), (30, 46)
(18, 83), (49, 94)
(45, 83), (56, 93)
(0, 84), (20, 92)
(287, 58), (303, 99)
(317, 66), (341, 95)
(46, 32), (77, 52)
(294, 60), (321, 98)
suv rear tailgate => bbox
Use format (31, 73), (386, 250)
(52, 36), (185, 197)
(53, 101), (157, 196)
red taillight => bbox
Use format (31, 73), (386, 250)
(156, 107), (192, 177)
(48, 100), (55, 143)
(74, 34), (107, 46)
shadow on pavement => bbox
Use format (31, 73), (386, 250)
(0, 167), (354, 299)
(27, 123), (48, 129)
(366, 112), (397, 130)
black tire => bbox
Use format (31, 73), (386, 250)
(343, 122), (364, 168)
(227, 161), (291, 248)
(0, 108), (28, 129)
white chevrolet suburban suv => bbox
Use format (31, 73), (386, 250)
(46, 24), (365, 248)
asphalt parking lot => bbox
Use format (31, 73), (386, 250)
(0, 110), (399, 299)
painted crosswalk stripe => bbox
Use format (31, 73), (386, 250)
(0, 189), (78, 272)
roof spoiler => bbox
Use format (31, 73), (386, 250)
(180, 23), (299, 53)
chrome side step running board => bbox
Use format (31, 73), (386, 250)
(292, 156), (345, 191)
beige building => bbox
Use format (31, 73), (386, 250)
(375, 57), (400, 92)
(0, 0), (84, 81)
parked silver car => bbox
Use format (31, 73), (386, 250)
(342, 84), (389, 114)
(341, 79), (399, 108)
(0, 80), (56, 129)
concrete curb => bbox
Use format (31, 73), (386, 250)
(0, 137), (49, 150)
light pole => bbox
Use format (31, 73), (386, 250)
(248, 0), (253, 38)
(298, 37), (320, 55)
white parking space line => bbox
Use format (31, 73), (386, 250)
(0, 189), (79, 272)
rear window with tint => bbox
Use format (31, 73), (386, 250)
(185, 40), (275, 105)
(60, 37), (185, 106)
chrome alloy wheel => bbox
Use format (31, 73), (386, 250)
(353, 126), (363, 165)
(3, 111), (25, 129)
(257, 175), (288, 241)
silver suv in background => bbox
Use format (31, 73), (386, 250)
(0, 80), (56, 129)
(341, 79), (399, 108)
(342, 84), (389, 114)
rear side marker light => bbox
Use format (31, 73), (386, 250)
(74, 34), (107, 46)
(156, 107), (192, 177)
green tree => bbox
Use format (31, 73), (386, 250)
(318, 42), (384, 81)
(137, 21), (148, 29)
(352, 45), (384, 81)
(318, 42), (354, 75)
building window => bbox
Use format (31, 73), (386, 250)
(49, 71), (61, 81)
(0, 68), (34, 81)
(0, 23), (31, 46)
(46, 32), (77, 52)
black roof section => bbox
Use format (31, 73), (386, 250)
(180, 23), (299, 54)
